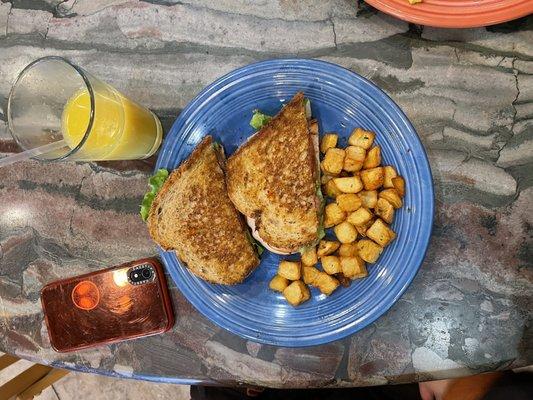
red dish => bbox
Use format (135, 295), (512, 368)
(365, 0), (533, 28)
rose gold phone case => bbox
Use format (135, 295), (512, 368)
(41, 258), (174, 352)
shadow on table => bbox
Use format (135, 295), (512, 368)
(191, 371), (533, 400)
(191, 382), (422, 400)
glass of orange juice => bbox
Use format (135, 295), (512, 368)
(7, 56), (162, 161)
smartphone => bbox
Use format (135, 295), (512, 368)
(41, 258), (174, 352)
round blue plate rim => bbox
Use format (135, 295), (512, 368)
(156, 58), (434, 347)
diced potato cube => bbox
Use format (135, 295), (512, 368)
(301, 246), (318, 267)
(345, 146), (367, 162)
(333, 176), (363, 194)
(383, 166), (398, 188)
(315, 272), (340, 295)
(302, 266), (320, 286)
(334, 221), (357, 243)
(357, 240), (383, 263)
(324, 203), (346, 228)
(269, 275), (289, 292)
(344, 146), (366, 172)
(363, 146), (381, 169)
(336, 193), (362, 212)
(321, 255), (342, 275)
(360, 167), (384, 190)
(379, 188), (403, 209)
(340, 256), (367, 280)
(347, 207), (373, 226)
(366, 219), (396, 247)
(355, 218), (374, 237)
(375, 198), (394, 224)
(320, 133), (338, 154)
(339, 242), (358, 257)
(358, 190), (378, 209)
(323, 180), (342, 198)
(322, 148), (345, 175)
(317, 240), (340, 257)
(278, 260), (301, 281)
(283, 281), (310, 306)
(348, 128), (375, 149)
(343, 158), (364, 172)
(392, 176), (405, 197)
(309, 119), (319, 135)
(408, 0), (422, 5)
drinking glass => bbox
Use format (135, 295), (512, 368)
(7, 56), (162, 161)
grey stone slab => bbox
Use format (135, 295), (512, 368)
(517, 72), (533, 103)
(139, 0), (358, 21)
(0, 2), (10, 37)
(421, 26), (533, 57)
(515, 59), (533, 74)
(46, 2), (335, 52)
(431, 149), (516, 197)
(0, 122), (9, 140)
(7, 8), (51, 36)
(60, 0), (128, 17)
(497, 132), (533, 167)
(333, 13), (408, 45)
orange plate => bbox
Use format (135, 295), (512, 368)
(365, 0), (533, 28)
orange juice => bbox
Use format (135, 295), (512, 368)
(61, 88), (162, 160)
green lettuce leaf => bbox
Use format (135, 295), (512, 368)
(250, 110), (272, 130)
(317, 222), (325, 241)
(253, 241), (265, 256)
(140, 168), (169, 221)
(245, 230), (265, 257)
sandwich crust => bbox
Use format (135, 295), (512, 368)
(147, 136), (259, 284)
(226, 92), (320, 253)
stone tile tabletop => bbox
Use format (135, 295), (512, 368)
(0, 0), (532, 389)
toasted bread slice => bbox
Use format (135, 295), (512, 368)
(147, 136), (259, 284)
(226, 92), (320, 254)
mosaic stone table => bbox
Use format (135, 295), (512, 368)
(0, 0), (531, 388)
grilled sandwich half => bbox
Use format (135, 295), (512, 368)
(226, 92), (322, 255)
(147, 136), (260, 284)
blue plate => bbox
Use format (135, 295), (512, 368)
(156, 59), (434, 347)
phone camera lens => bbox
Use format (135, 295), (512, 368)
(128, 270), (139, 281)
(141, 268), (153, 279)
(127, 265), (154, 284)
